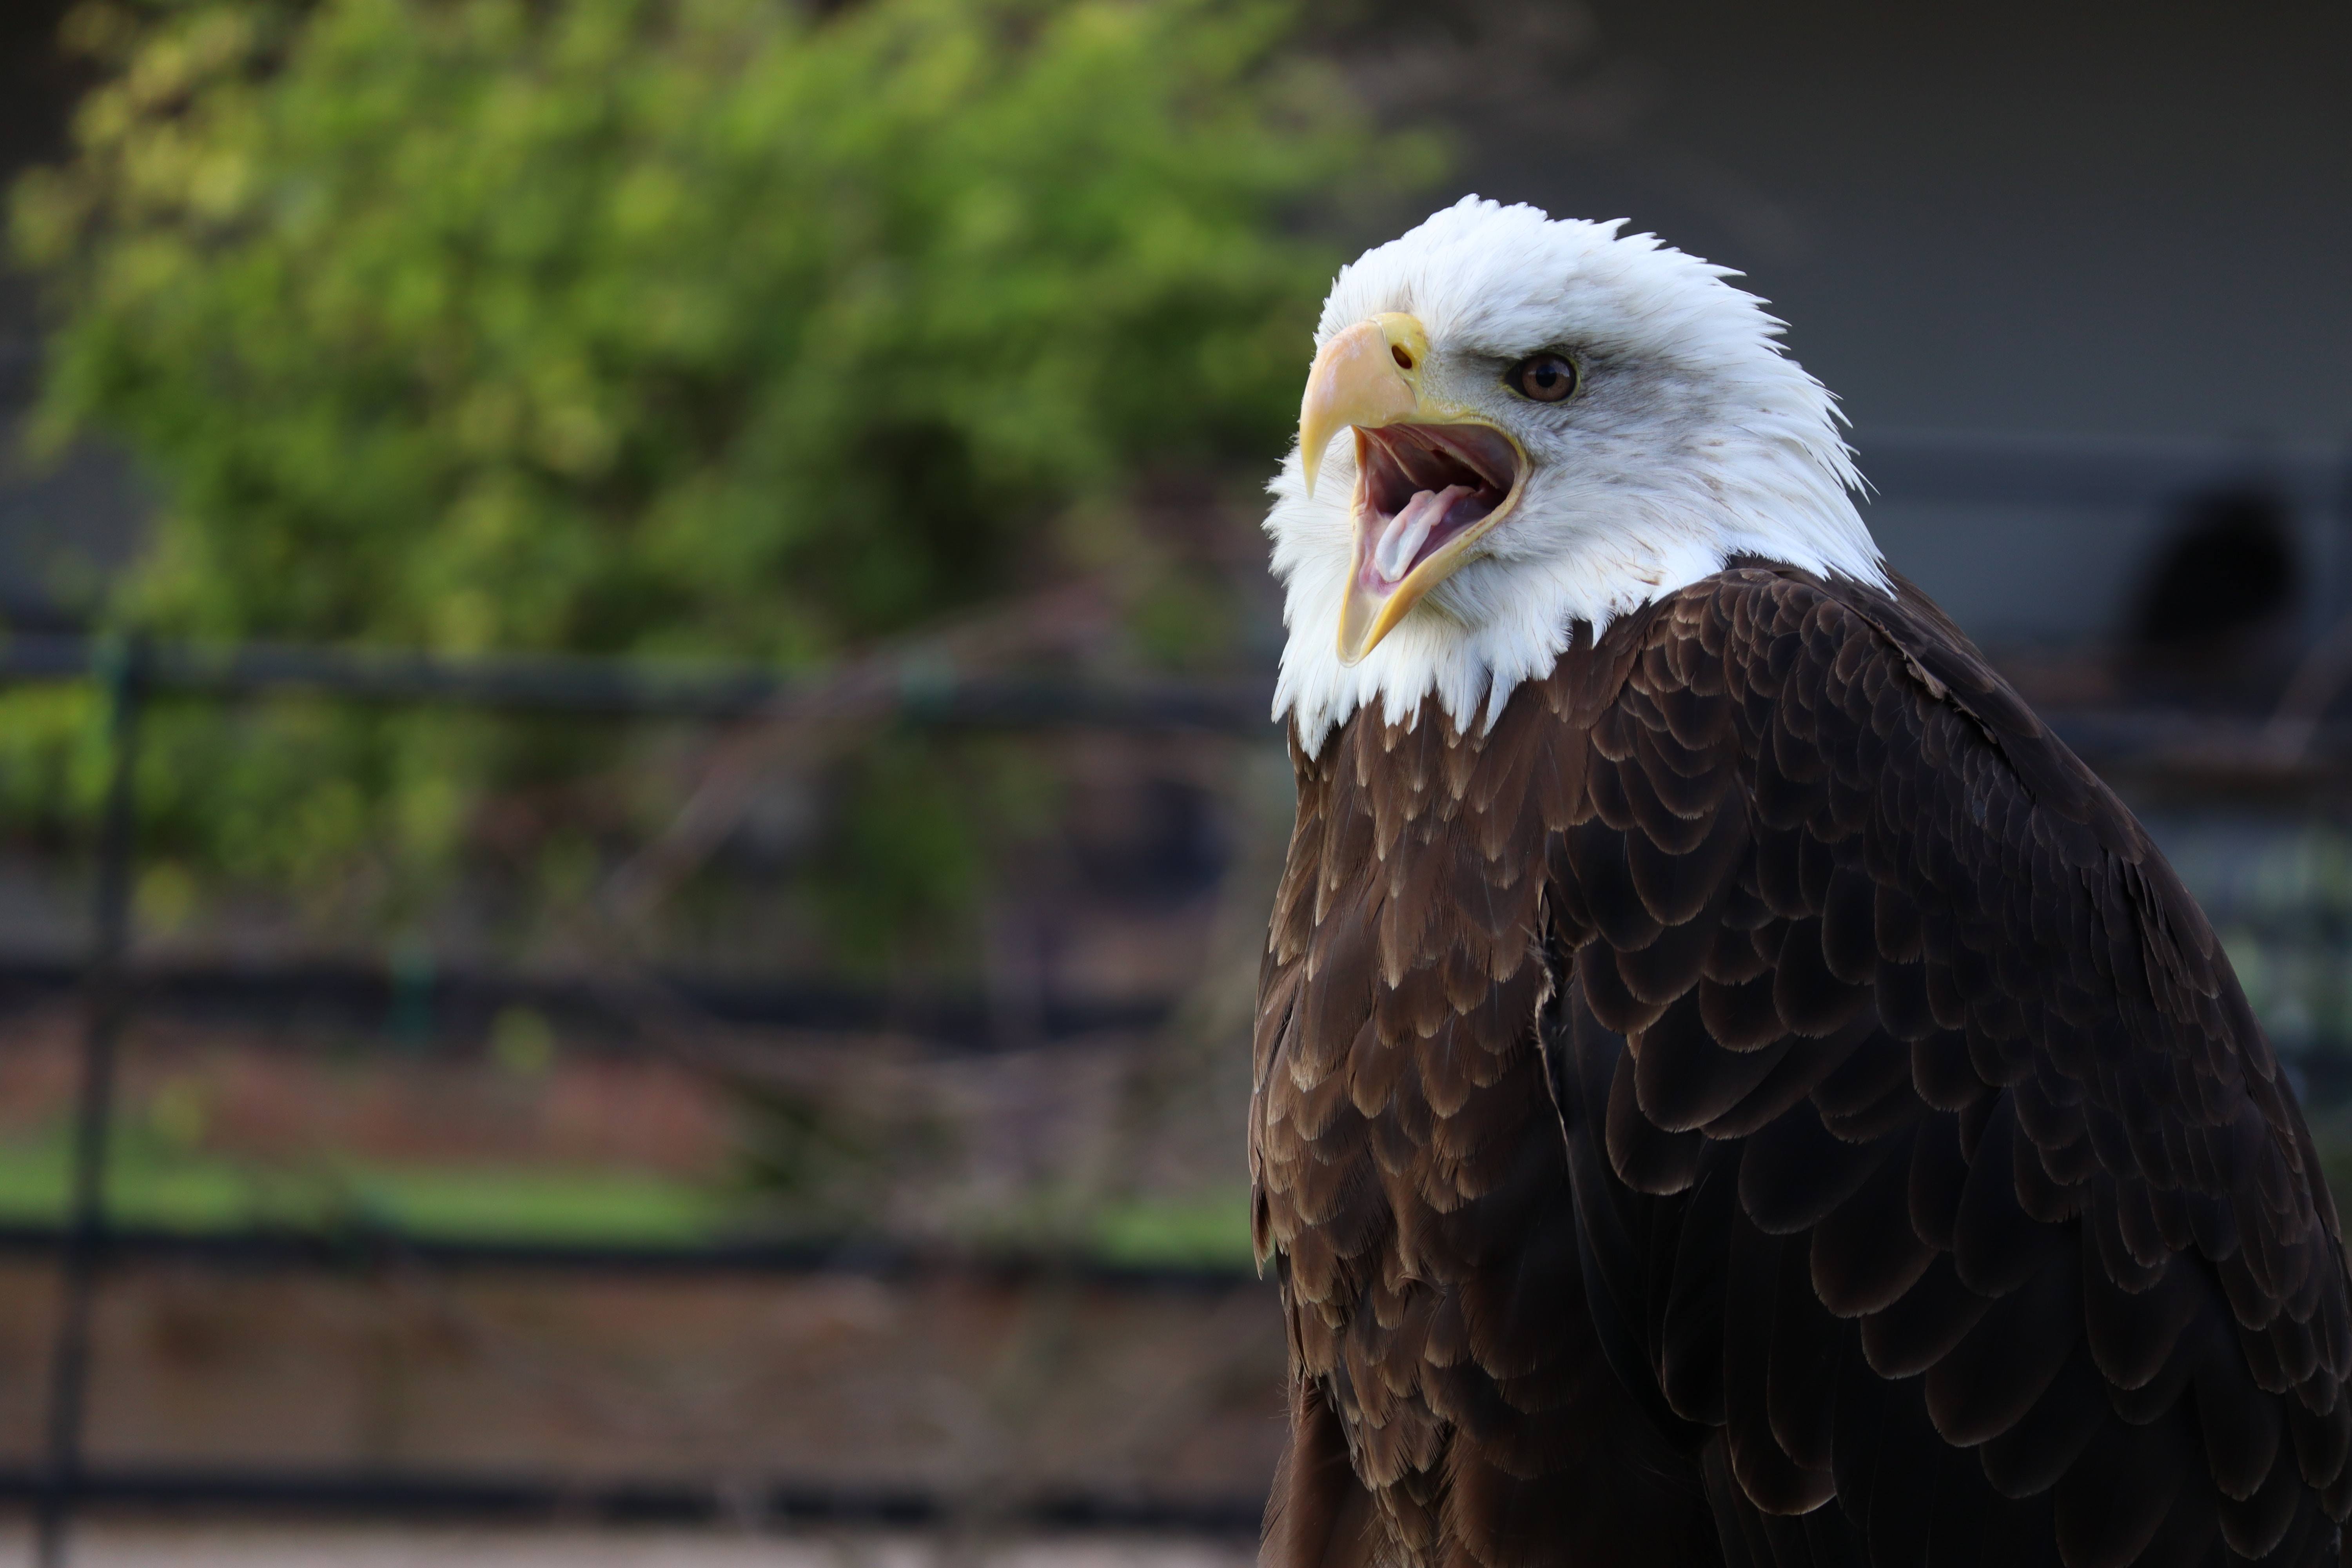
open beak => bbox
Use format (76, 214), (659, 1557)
(1297, 313), (1527, 665)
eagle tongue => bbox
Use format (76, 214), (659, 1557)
(1372, 485), (1469, 584)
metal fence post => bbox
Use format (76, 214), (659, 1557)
(35, 636), (145, 1568)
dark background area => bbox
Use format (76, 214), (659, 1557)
(1466, 0), (2352, 445)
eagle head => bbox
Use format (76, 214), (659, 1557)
(1265, 197), (1887, 753)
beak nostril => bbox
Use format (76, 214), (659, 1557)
(1391, 345), (1413, 371)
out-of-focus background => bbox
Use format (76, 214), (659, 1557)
(0, 0), (2345, 1561)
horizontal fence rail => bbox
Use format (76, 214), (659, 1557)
(7, 633), (2352, 770)
(0, 1222), (1263, 1289)
(0, 955), (1177, 1051)
(0, 1465), (1267, 1536)
(0, 632), (1279, 729)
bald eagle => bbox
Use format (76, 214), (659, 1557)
(1249, 198), (2352, 1568)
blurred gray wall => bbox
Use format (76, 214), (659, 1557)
(1415, 0), (2352, 652)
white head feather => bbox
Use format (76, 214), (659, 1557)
(1265, 196), (1887, 754)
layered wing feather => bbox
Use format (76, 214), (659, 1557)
(1253, 611), (1721, 1568)
(1549, 566), (2352, 1566)
(1252, 563), (2352, 1568)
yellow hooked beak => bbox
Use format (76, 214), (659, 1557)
(1297, 314), (1528, 665)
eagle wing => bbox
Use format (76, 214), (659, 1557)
(1551, 566), (2352, 1566)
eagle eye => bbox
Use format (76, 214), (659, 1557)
(1508, 353), (1578, 403)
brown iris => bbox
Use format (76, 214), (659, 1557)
(1509, 353), (1578, 403)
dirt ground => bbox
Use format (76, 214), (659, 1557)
(0, 1525), (1255, 1568)
(0, 1260), (1287, 1510)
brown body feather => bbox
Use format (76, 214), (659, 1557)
(1251, 565), (2352, 1568)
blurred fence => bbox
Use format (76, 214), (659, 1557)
(0, 635), (1287, 1567)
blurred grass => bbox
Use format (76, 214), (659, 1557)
(0, 1134), (1262, 1265)
(1089, 1189), (1256, 1270)
(0, 1134), (724, 1243)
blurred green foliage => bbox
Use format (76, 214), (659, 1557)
(6, 0), (1433, 949)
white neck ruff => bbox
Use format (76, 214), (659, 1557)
(1263, 200), (1887, 757)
